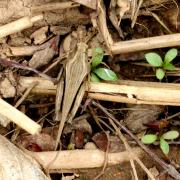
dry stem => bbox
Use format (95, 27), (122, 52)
(29, 148), (143, 171)
(0, 98), (41, 135)
(19, 77), (180, 106)
(0, 15), (43, 39)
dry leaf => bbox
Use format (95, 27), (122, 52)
(108, 0), (124, 38)
(30, 26), (48, 45)
(17, 133), (56, 151)
(124, 104), (164, 133)
(92, 132), (124, 152)
(29, 36), (59, 69)
(74, 130), (84, 148)
(0, 135), (49, 180)
(117, 0), (130, 21)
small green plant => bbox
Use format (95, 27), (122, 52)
(141, 130), (179, 155)
(90, 47), (118, 82)
(145, 48), (178, 80)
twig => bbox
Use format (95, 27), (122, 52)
(0, 15), (43, 39)
(15, 82), (38, 108)
(92, 100), (180, 179)
(0, 58), (56, 83)
(29, 148), (143, 170)
(112, 33), (180, 54)
(150, 11), (172, 34)
(0, 98), (41, 135)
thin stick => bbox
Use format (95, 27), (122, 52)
(15, 82), (38, 108)
(0, 98), (41, 135)
(92, 100), (180, 179)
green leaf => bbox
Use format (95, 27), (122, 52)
(156, 68), (165, 80)
(162, 130), (179, 140)
(145, 52), (163, 67)
(164, 48), (178, 64)
(141, 134), (157, 144)
(160, 138), (169, 155)
(90, 73), (101, 82)
(91, 48), (104, 68)
(163, 63), (176, 71)
(94, 68), (118, 81)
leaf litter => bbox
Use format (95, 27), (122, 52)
(0, 0), (179, 179)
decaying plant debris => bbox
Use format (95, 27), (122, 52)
(0, 0), (180, 179)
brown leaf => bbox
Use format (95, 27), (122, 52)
(92, 132), (124, 152)
(144, 119), (169, 131)
(29, 36), (59, 69)
(74, 130), (84, 149)
(124, 104), (164, 133)
(92, 132), (108, 151)
(17, 133), (56, 151)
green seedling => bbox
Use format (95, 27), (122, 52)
(141, 130), (179, 155)
(90, 47), (118, 82)
(145, 48), (178, 80)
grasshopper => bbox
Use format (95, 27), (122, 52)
(55, 34), (90, 149)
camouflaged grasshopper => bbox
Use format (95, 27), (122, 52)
(55, 27), (90, 149)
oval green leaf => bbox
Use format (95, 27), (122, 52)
(91, 73), (101, 82)
(141, 134), (157, 144)
(163, 63), (176, 71)
(162, 130), (179, 140)
(156, 68), (165, 80)
(91, 48), (104, 68)
(94, 68), (118, 81)
(145, 52), (163, 67)
(160, 138), (169, 155)
(164, 48), (178, 64)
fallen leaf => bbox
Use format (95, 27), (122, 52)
(17, 133), (56, 151)
(124, 104), (164, 133)
(0, 135), (49, 179)
(92, 132), (124, 152)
